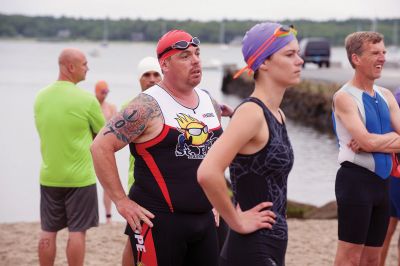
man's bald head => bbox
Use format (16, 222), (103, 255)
(58, 48), (85, 67)
(58, 48), (88, 84)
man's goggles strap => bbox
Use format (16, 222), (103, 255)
(157, 37), (200, 59)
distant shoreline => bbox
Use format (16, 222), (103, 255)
(1, 14), (400, 46)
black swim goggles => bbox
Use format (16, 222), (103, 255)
(157, 37), (201, 59)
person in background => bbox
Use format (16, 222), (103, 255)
(332, 32), (400, 265)
(34, 48), (105, 266)
(94, 80), (117, 224)
(91, 29), (233, 266)
(198, 21), (301, 265)
(121, 56), (162, 266)
(126, 56), (162, 189)
(380, 88), (400, 266)
(138, 56), (163, 93)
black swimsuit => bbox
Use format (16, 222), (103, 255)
(221, 97), (294, 266)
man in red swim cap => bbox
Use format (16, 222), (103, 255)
(91, 29), (233, 266)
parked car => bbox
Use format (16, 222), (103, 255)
(299, 38), (331, 68)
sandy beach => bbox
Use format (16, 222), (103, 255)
(1, 219), (400, 265)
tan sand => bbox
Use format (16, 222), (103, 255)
(1, 220), (399, 265)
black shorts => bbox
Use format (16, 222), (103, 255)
(125, 210), (218, 266)
(40, 184), (99, 232)
(389, 176), (400, 218)
(335, 161), (389, 246)
(220, 229), (287, 266)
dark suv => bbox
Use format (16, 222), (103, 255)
(299, 38), (331, 68)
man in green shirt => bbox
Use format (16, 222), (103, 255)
(34, 48), (105, 266)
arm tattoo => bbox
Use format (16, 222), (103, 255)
(103, 94), (162, 143)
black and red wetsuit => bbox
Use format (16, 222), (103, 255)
(125, 85), (223, 266)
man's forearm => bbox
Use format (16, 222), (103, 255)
(368, 132), (400, 153)
(91, 145), (127, 203)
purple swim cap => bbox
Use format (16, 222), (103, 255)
(234, 22), (297, 79)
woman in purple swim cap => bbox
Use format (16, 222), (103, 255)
(198, 22), (304, 265)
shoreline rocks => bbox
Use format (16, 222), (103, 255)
(222, 66), (341, 135)
(287, 200), (338, 219)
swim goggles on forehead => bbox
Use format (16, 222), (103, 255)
(233, 25), (297, 79)
(157, 37), (201, 59)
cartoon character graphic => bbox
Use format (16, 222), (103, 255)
(176, 113), (209, 146)
(175, 113), (216, 158)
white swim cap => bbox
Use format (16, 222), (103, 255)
(137, 56), (162, 80)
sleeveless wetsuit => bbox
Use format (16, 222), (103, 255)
(332, 84), (392, 178)
(220, 97), (294, 266)
(125, 85), (223, 266)
(332, 83), (391, 246)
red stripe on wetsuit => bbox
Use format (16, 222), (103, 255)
(135, 223), (158, 266)
(136, 125), (174, 213)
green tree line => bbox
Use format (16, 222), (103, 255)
(0, 14), (399, 46)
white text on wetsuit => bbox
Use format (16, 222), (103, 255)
(135, 234), (146, 252)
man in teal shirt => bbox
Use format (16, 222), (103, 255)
(34, 48), (105, 266)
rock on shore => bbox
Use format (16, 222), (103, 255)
(222, 67), (341, 134)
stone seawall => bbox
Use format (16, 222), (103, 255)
(222, 67), (341, 135)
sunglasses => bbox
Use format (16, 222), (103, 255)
(234, 25), (297, 79)
(157, 37), (201, 59)
(185, 125), (208, 136)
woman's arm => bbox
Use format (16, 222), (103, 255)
(198, 102), (276, 234)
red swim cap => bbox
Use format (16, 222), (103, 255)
(95, 80), (108, 94)
(156, 30), (194, 63)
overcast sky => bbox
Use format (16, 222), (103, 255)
(1, 0), (399, 21)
